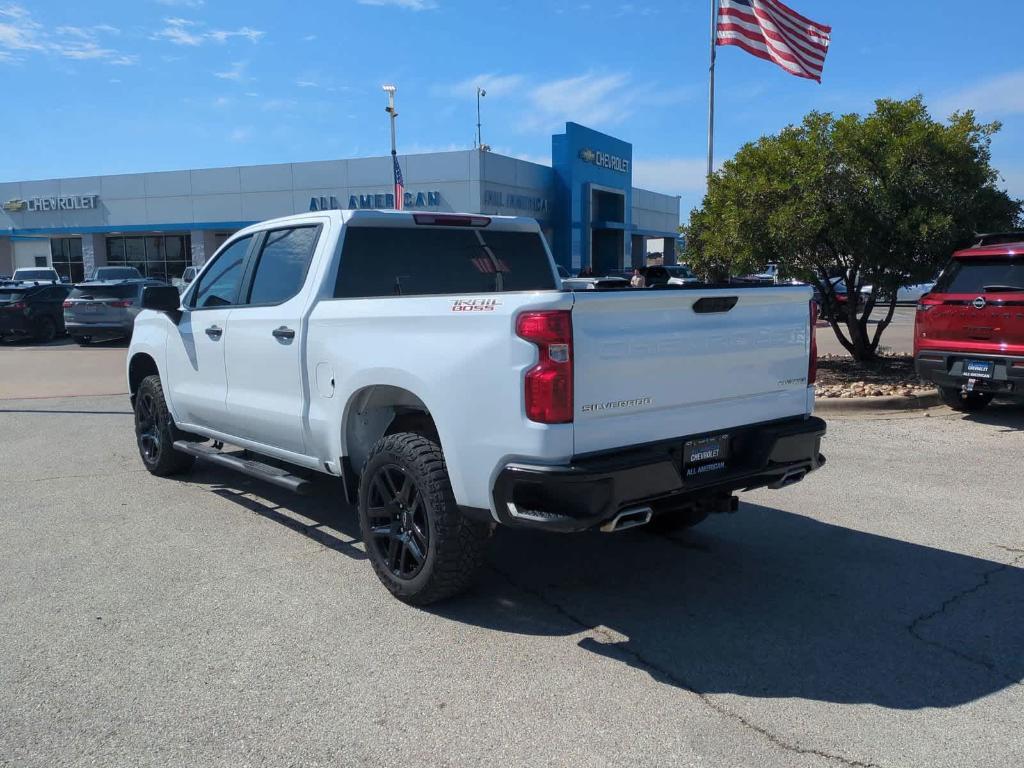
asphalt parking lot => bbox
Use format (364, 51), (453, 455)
(2, 350), (1022, 767)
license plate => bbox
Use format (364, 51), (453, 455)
(78, 304), (100, 313)
(683, 434), (731, 476)
(963, 360), (993, 379)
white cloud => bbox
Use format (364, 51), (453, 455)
(357, 0), (438, 10)
(934, 71), (1024, 118)
(433, 73), (525, 98)
(214, 60), (248, 80)
(295, 78), (318, 88)
(522, 72), (632, 132)
(153, 17), (264, 46)
(229, 126), (252, 142)
(1, 6), (135, 64)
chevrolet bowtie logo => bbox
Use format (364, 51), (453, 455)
(2, 198), (27, 213)
(578, 148), (596, 164)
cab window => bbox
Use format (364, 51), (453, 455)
(191, 236), (253, 308)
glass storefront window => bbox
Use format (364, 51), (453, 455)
(104, 234), (192, 283)
(51, 237), (85, 283)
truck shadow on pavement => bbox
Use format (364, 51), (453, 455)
(961, 401), (1024, 432)
(437, 503), (1024, 711)
(184, 467), (367, 563)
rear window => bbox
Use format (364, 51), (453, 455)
(95, 267), (142, 280)
(69, 285), (138, 300)
(334, 226), (556, 298)
(13, 269), (54, 280)
(932, 257), (1024, 294)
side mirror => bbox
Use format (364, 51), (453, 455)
(142, 285), (182, 313)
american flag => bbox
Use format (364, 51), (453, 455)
(717, 0), (831, 82)
(392, 153), (405, 210)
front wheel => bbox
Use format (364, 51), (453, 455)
(134, 375), (195, 476)
(937, 385), (993, 413)
(358, 432), (491, 605)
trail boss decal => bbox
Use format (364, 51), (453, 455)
(580, 397), (653, 414)
(452, 298), (501, 312)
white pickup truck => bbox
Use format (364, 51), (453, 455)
(128, 210), (825, 604)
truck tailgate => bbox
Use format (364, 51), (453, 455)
(571, 286), (813, 455)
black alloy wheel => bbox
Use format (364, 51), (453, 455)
(135, 388), (163, 466)
(365, 464), (430, 580)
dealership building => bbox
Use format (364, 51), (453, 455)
(0, 122), (680, 283)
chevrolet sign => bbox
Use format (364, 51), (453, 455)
(4, 194), (99, 213)
(578, 147), (630, 174)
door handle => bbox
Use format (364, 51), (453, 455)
(272, 326), (295, 341)
(205, 325), (223, 340)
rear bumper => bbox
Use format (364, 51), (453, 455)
(65, 321), (133, 339)
(915, 351), (1024, 397)
(490, 416), (826, 532)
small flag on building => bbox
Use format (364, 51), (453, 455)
(392, 154), (405, 210)
(716, 0), (831, 82)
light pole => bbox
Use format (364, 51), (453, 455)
(382, 84), (401, 209)
(476, 86), (486, 149)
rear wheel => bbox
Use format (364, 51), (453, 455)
(32, 315), (56, 343)
(358, 432), (491, 605)
(937, 385), (992, 413)
(134, 375), (195, 476)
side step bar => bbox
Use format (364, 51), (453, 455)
(173, 441), (313, 495)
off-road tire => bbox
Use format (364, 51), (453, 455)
(134, 375), (195, 476)
(33, 315), (56, 343)
(358, 432), (491, 605)
(937, 385), (992, 413)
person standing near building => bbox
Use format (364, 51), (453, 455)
(630, 268), (646, 288)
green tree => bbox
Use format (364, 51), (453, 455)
(684, 96), (1021, 361)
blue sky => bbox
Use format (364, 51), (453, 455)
(1, 0), (1021, 218)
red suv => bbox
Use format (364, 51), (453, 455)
(915, 233), (1024, 411)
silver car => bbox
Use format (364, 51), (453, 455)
(63, 280), (161, 344)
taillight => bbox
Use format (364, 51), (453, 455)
(109, 300), (134, 308)
(808, 300), (818, 385)
(63, 300), (73, 308)
(8, 301), (26, 311)
(516, 310), (573, 424)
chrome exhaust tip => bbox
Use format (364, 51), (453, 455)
(600, 506), (653, 533)
(769, 469), (807, 489)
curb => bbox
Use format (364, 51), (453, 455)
(814, 392), (941, 413)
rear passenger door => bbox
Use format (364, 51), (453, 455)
(221, 223), (323, 456)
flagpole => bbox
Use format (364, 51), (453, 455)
(707, 0), (717, 181)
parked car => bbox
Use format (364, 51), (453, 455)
(611, 265), (698, 287)
(896, 280), (936, 304)
(127, 210), (825, 604)
(813, 277), (872, 320)
(63, 279), (162, 344)
(0, 281), (70, 342)
(562, 276), (631, 290)
(91, 266), (143, 281)
(11, 267), (61, 284)
(915, 235), (1024, 412)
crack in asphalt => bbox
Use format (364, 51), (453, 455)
(906, 554), (1024, 686)
(489, 564), (885, 768)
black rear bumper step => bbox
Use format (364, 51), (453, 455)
(173, 441), (313, 494)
